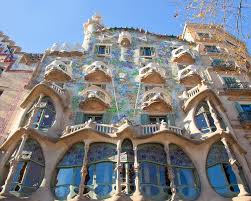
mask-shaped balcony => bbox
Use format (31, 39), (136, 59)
(44, 60), (72, 82)
(84, 61), (112, 82)
(118, 31), (131, 47)
(172, 46), (195, 64)
(138, 63), (166, 84)
(141, 88), (172, 113)
(79, 86), (112, 112)
(178, 65), (202, 85)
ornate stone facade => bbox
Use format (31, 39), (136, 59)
(0, 16), (251, 201)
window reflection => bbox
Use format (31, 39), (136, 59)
(169, 144), (200, 200)
(54, 143), (84, 200)
(9, 139), (45, 197)
(206, 141), (248, 197)
(138, 143), (171, 200)
(85, 143), (117, 199)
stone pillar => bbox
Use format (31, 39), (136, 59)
(27, 93), (44, 128)
(1, 134), (28, 195)
(221, 138), (250, 197)
(79, 141), (90, 197)
(133, 145), (142, 196)
(115, 140), (122, 195)
(164, 143), (181, 201)
(206, 99), (222, 132)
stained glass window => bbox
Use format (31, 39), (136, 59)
(195, 101), (216, 134)
(85, 143), (117, 199)
(138, 143), (171, 200)
(32, 97), (56, 130)
(206, 141), (244, 197)
(120, 139), (135, 195)
(54, 143), (85, 200)
(9, 139), (45, 197)
(169, 144), (200, 200)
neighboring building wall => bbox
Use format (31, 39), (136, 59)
(0, 32), (42, 143)
(182, 23), (251, 170)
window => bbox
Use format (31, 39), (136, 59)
(96, 45), (110, 56)
(85, 114), (103, 123)
(9, 139), (45, 196)
(169, 144), (200, 200)
(85, 143), (117, 199)
(223, 77), (240, 88)
(140, 47), (155, 57)
(206, 141), (248, 197)
(204, 45), (220, 53)
(197, 32), (211, 39)
(211, 59), (235, 68)
(120, 139), (135, 195)
(226, 40), (238, 48)
(22, 97), (56, 130)
(194, 101), (216, 134)
(138, 144), (171, 200)
(149, 116), (167, 124)
(53, 143), (85, 200)
(89, 83), (106, 90)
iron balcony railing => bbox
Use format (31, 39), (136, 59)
(239, 112), (251, 123)
(223, 82), (251, 90)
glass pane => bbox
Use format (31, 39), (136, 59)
(95, 185), (112, 197)
(223, 164), (239, 193)
(23, 162), (43, 188)
(175, 168), (195, 186)
(195, 114), (208, 130)
(141, 163), (158, 185)
(12, 162), (25, 183)
(159, 166), (167, 186)
(56, 168), (74, 186)
(96, 162), (113, 184)
(39, 109), (55, 129)
(207, 165), (235, 197)
(73, 167), (81, 186)
(86, 165), (94, 185)
(55, 186), (70, 199)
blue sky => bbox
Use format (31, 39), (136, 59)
(0, 0), (250, 53)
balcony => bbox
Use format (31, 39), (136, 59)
(138, 63), (166, 84)
(63, 120), (184, 137)
(79, 86), (112, 112)
(172, 46), (195, 65)
(180, 83), (220, 113)
(141, 88), (172, 113)
(118, 31), (131, 47)
(21, 81), (69, 109)
(178, 65), (202, 85)
(211, 60), (239, 72)
(84, 61), (112, 82)
(223, 82), (251, 96)
(239, 112), (251, 128)
(44, 60), (72, 82)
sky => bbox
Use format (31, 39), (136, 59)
(0, 0), (250, 53)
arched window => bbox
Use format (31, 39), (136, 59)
(194, 101), (216, 133)
(120, 139), (135, 195)
(9, 139), (45, 196)
(85, 143), (117, 199)
(169, 144), (200, 200)
(22, 96), (56, 131)
(138, 143), (171, 200)
(53, 143), (85, 200)
(206, 141), (246, 197)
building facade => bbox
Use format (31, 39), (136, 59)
(0, 15), (251, 201)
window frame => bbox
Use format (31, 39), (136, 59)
(139, 46), (156, 58)
(95, 44), (111, 57)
